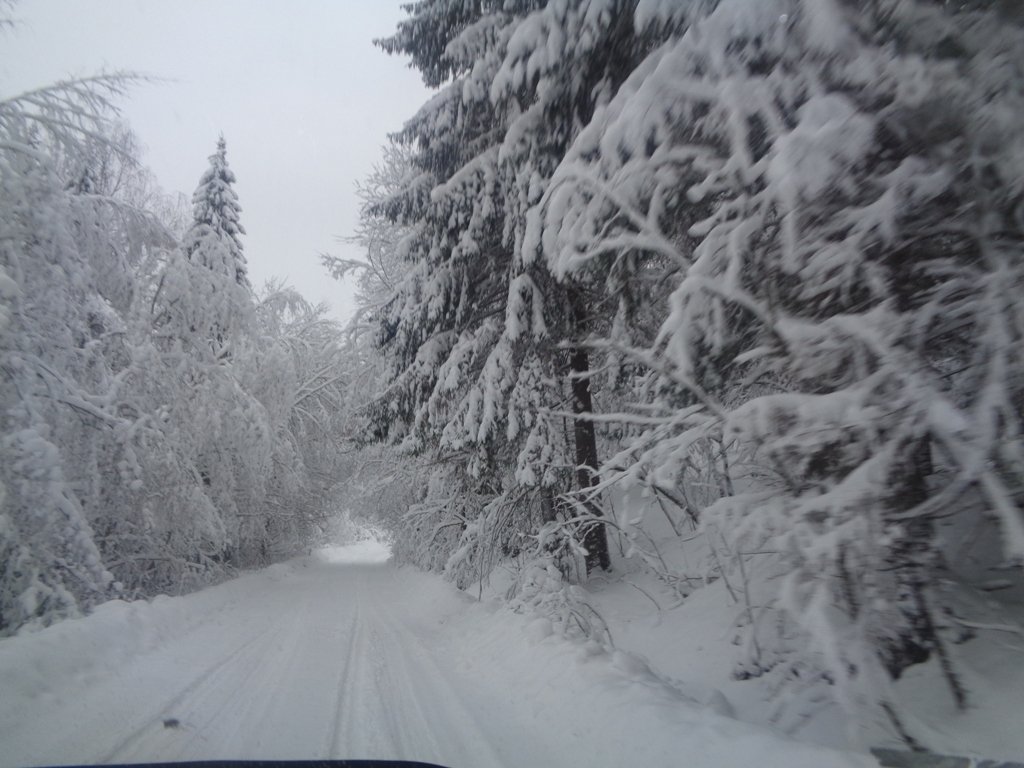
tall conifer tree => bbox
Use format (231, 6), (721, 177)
(185, 135), (249, 288)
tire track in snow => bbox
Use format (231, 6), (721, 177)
(326, 566), (411, 760)
(98, 621), (287, 763)
(361, 574), (506, 768)
(325, 600), (362, 758)
(181, 593), (322, 759)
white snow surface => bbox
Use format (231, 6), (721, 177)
(0, 540), (877, 768)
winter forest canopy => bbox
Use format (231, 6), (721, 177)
(3, 0), (1024, 757)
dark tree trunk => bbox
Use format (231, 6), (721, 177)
(881, 437), (934, 675)
(568, 288), (611, 574)
(883, 436), (965, 707)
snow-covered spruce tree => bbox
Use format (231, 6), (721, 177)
(144, 137), (274, 571)
(371, 1), (566, 585)
(533, 0), (1024, 741)
(155, 135), (252, 362)
(485, 0), (668, 575)
(370, 0), (684, 584)
(120, 148), (347, 584)
(187, 135), (248, 288)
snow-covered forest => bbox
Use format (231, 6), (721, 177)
(0, 81), (354, 623)
(3, 0), (1024, 762)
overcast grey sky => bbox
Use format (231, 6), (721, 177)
(1, 0), (430, 320)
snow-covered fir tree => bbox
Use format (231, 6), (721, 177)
(369, 0), (697, 583)
(526, 0), (1024, 741)
(187, 135), (248, 288)
(154, 136), (253, 361)
(356, 0), (1024, 746)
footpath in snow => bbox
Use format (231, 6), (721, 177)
(0, 541), (876, 768)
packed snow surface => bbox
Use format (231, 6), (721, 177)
(0, 541), (876, 768)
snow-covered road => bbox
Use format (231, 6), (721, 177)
(0, 543), (875, 768)
(0, 543), (510, 767)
